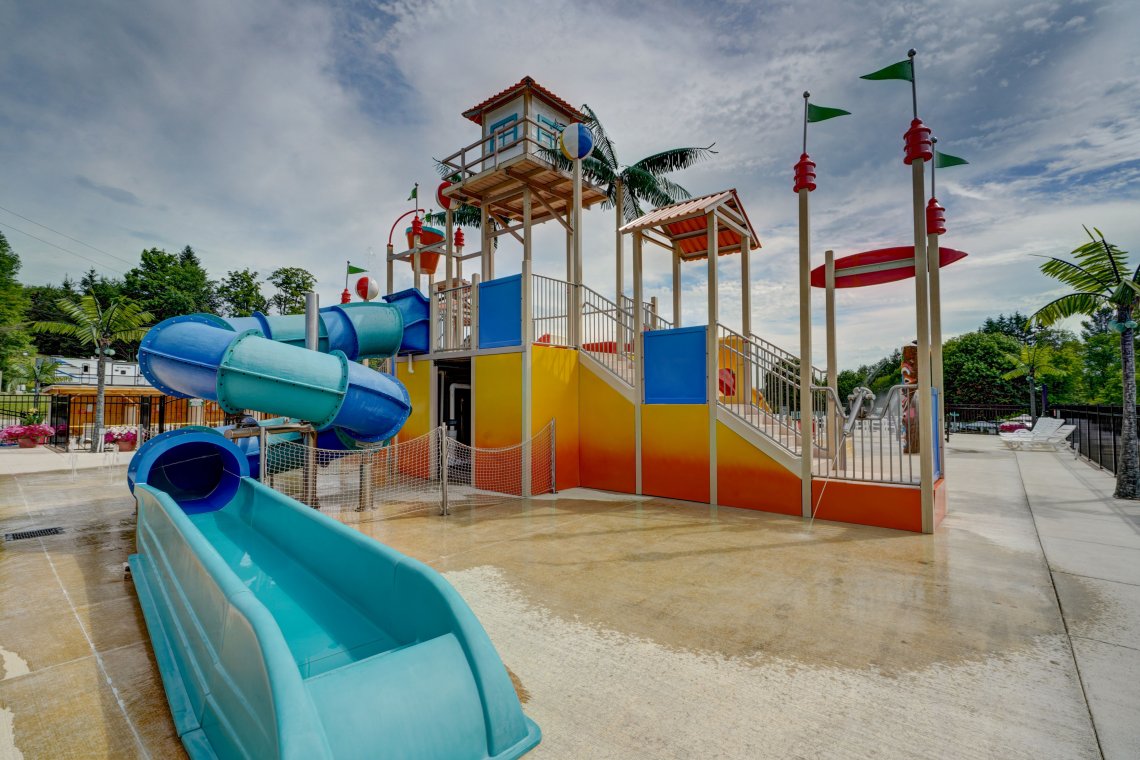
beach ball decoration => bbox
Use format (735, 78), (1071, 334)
(355, 276), (380, 302)
(559, 122), (594, 161)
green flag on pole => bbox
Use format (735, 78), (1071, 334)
(407, 186), (417, 201)
(934, 150), (969, 168)
(347, 264), (367, 274)
(806, 104), (851, 123)
(860, 59), (914, 82)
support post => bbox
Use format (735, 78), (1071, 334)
(359, 452), (374, 512)
(480, 205), (490, 281)
(440, 426), (450, 516)
(798, 188), (813, 517)
(305, 292), (319, 351)
(616, 180), (625, 348)
(928, 230), (946, 470)
(825, 250), (842, 472)
(386, 243), (394, 296)
(633, 230), (645, 495)
(706, 211), (719, 506)
(521, 190), (533, 497)
(672, 245), (682, 327)
(741, 232), (753, 405)
(572, 158), (584, 348)
(471, 273), (481, 350)
(912, 160), (935, 533)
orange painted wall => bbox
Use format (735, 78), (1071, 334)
(642, 405), (710, 503)
(810, 479), (923, 532)
(578, 362), (636, 493)
(531, 345), (580, 491)
(716, 422), (801, 515)
(395, 357), (431, 442)
(474, 352), (523, 492)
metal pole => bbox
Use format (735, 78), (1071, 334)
(305, 292), (319, 351)
(797, 187), (813, 517)
(259, 426), (268, 481)
(440, 425), (450, 516)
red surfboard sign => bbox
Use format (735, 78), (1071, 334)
(810, 246), (967, 289)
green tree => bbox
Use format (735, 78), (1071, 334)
(267, 267), (317, 315)
(32, 296), (153, 451)
(942, 332), (1023, 405)
(217, 268), (268, 317)
(123, 246), (217, 321)
(1030, 227), (1140, 498)
(23, 279), (90, 356)
(1002, 344), (1065, 421)
(79, 267), (124, 304)
(0, 232), (34, 392)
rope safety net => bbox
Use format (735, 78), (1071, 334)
(263, 421), (556, 516)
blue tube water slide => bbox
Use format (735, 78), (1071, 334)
(129, 430), (541, 759)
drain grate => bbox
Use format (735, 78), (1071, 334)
(3, 527), (64, 541)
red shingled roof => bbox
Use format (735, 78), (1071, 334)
(462, 76), (586, 125)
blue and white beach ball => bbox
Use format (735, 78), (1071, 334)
(559, 122), (594, 161)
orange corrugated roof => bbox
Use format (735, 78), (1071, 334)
(462, 76), (586, 125)
(618, 189), (761, 260)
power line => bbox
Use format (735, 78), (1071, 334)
(0, 220), (126, 275)
(0, 203), (136, 266)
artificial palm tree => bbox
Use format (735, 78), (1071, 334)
(1001, 344), (1063, 423)
(549, 105), (716, 308)
(1030, 227), (1139, 498)
(32, 296), (153, 451)
(21, 357), (69, 394)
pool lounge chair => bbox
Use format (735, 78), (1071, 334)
(999, 417), (1065, 450)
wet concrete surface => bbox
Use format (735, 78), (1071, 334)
(0, 438), (1133, 758)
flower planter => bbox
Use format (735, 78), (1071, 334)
(17, 437), (45, 448)
(117, 440), (136, 452)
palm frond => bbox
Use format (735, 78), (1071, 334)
(631, 144), (717, 177)
(579, 104), (619, 172)
(651, 174), (692, 204)
(623, 166), (680, 210)
(1029, 292), (1107, 326)
(1033, 255), (1112, 293)
(1069, 227), (1129, 287)
(30, 320), (91, 341)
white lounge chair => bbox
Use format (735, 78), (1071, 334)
(999, 417), (1064, 450)
(1022, 424), (1077, 451)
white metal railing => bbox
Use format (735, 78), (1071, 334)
(435, 283), (472, 353)
(810, 383), (919, 485)
(439, 115), (560, 181)
(532, 274), (573, 348)
(748, 332), (826, 387)
(581, 285), (636, 385)
(619, 294), (671, 332)
(716, 323), (807, 455)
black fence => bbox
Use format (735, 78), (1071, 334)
(1050, 405), (1138, 474)
(945, 404), (1032, 435)
(1, 393), (272, 451)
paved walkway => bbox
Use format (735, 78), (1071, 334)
(0, 445), (132, 476)
(0, 435), (1136, 758)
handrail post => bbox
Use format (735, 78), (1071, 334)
(440, 426), (450, 516)
(471, 274), (481, 351)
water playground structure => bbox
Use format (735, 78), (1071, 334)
(125, 67), (965, 758)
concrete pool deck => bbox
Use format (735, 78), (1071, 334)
(1, 436), (1137, 758)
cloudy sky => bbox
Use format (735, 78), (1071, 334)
(2, 0), (1138, 368)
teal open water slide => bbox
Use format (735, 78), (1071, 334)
(127, 293), (541, 759)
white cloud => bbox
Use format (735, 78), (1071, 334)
(0, 0), (1137, 369)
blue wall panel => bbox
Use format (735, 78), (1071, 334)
(643, 326), (707, 404)
(478, 275), (522, 349)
